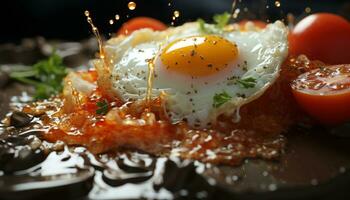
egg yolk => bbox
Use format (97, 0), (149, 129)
(160, 35), (239, 77)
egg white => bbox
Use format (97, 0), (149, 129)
(103, 21), (288, 128)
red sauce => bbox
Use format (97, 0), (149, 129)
(26, 56), (320, 165)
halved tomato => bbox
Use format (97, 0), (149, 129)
(291, 64), (350, 124)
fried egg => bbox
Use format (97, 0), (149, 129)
(103, 21), (288, 127)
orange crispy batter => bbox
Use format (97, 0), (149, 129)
(42, 56), (318, 165)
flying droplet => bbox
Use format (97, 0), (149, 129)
(232, 8), (240, 19)
(268, 184), (277, 191)
(174, 10), (180, 18)
(305, 7), (311, 13)
(109, 19), (114, 25)
(231, 0), (237, 12)
(83, 10), (109, 73)
(128, 2), (136, 10)
(275, 1), (281, 7)
(115, 14), (120, 20)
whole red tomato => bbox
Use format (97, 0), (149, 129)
(289, 13), (350, 64)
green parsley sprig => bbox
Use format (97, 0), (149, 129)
(237, 77), (257, 88)
(213, 91), (232, 108)
(198, 12), (231, 34)
(10, 52), (68, 100)
(96, 99), (109, 115)
(213, 12), (231, 29)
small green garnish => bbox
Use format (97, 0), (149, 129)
(197, 18), (208, 32)
(197, 18), (217, 34)
(237, 77), (257, 88)
(213, 12), (231, 29)
(96, 99), (109, 115)
(198, 12), (231, 34)
(10, 52), (67, 100)
(213, 91), (232, 108)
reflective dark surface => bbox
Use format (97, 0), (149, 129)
(0, 40), (350, 200)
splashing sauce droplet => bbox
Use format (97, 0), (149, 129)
(128, 2), (137, 10)
(305, 7), (311, 13)
(232, 8), (240, 19)
(173, 10), (180, 18)
(146, 58), (155, 109)
(230, 0), (237, 20)
(67, 81), (82, 107)
(275, 1), (281, 7)
(115, 14), (120, 20)
(84, 10), (109, 73)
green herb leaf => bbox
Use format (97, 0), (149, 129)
(237, 77), (257, 88)
(96, 99), (109, 115)
(198, 12), (231, 34)
(197, 18), (218, 34)
(10, 52), (68, 100)
(213, 91), (232, 108)
(213, 12), (231, 29)
(197, 18), (207, 32)
(35, 84), (57, 100)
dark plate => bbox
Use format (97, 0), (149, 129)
(1, 27), (350, 200)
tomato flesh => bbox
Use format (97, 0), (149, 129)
(292, 64), (350, 124)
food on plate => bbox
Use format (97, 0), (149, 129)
(4, 12), (350, 165)
(106, 20), (288, 127)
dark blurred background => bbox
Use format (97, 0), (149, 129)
(0, 0), (349, 43)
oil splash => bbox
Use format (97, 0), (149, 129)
(231, 0), (240, 20)
(145, 58), (155, 109)
(84, 10), (110, 73)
